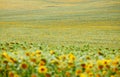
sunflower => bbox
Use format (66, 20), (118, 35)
(59, 55), (66, 61)
(31, 74), (37, 77)
(96, 74), (101, 77)
(20, 62), (28, 69)
(88, 72), (93, 77)
(81, 63), (86, 68)
(2, 52), (16, 63)
(68, 53), (75, 61)
(110, 75), (115, 77)
(36, 50), (41, 55)
(2, 52), (8, 58)
(50, 59), (59, 65)
(67, 61), (74, 68)
(39, 59), (47, 66)
(80, 73), (87, 77)
(50, 50), (55, 55)
(65, 72), (71, 77)
(75, 69), (82, 76)
(38, 66), (47, 73)
(98, 65), (103, 70)
(14, 74), (19, 77)
(102, 70), (107, 75)
(112, 59), (119, 66)
(8, 71), (14, 77)
(30, 58), (37, 63)
(25, 52), (30, 56)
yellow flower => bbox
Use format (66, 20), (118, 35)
(45, 73), (51, 77)
(68, 61), (74, 68)
(97, 60), (104, 65)
(96, 74), (101, 77)
(112, 59), (119, 66)
(2, 52), (8, 58)
(2, 52), (16, 63)
(103, 59), (111, 65)
(86, 56), (90, 60)
(30, 58), (37, 63)
(102, 70), (107, 75)
(86, 63), (93, 69)
(38, 66), (47, 73)
(20, 62), (28, 69)
(39, 59), (46, 66)
(59, 55), (66, 61)
(50, 60), (59, 65)
(80, 73), (87, 77)
(98, 65), (104, 70)
(75, 69), (82, 76)
(31, 74), (37, 77)
(31, 52), (35, 57)
(68, 53), (75, 61)
(65, 72), (71, 77)
(97, 59), (111, 67)
(81, 63), (86, 68)
(112, 67), (118, 72)
(8, 71), (14, 77)
(25, 52), (30, 56)
(50, 50), (55, 55)
(9, 57), (17, 64)
(110, 75), (115, 77)
(8, 71), (19, 77)
(14, 74), (19, 77)
(36, 50), (41, 55)
(85, 68), (91, 74)
(88, 72), (93, 77)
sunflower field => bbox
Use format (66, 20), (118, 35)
(0, 42), (120, 77)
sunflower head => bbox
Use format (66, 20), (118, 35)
(20, 62), (28, 69)
(31, 74), (37, 77)
(14, 74), (19, 77)
(75, 69), (82, 76)
(38, 66), (47, 73)
(65, 72), (71, 77)
(50, 50), (55, 55)
(25, 52), (30, 56)
(39, 59), (47, 66)
(30, 58), (37, 63)
(81, 63), (86, 68)
(8, 71), (14, 77)
(68, 53), (75, 61)
(80, 73), (87, 77)
(36, 50), (41, 55)
(98, 65), (104, 70)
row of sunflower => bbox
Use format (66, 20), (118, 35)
(0, 45), (120, 77)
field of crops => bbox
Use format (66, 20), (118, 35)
(0, 25), (120, 77)
(0, 42), (120, 77)
(0, 25), (120, 48)
(0, 0), (120, 77)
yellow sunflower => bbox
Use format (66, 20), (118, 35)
(75, 69), (82, 76)
(20, 62), (28, 69)
(38, 66), (47, 73)
(50, 50), (55, 55)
